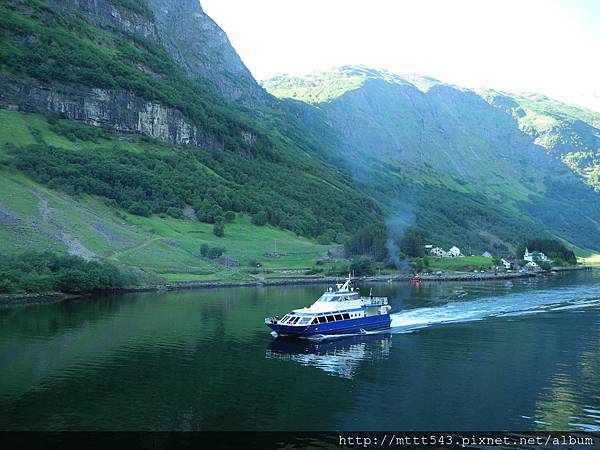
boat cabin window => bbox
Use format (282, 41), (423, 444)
(326, 315), (335, 322)
(317, 294), (335, 302)
(342, 313), (350, 320)
(299, 317), (311, 325)
(334, 314), (343, 321)
(317, 316), (326, 323)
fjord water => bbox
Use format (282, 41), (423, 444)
(1, 272), (599, 431)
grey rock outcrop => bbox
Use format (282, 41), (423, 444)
(1, 74), (221, 149)
(144, 0), (268, 105)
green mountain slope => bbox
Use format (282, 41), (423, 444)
(263, 66), (600, 253)
(0, 1), (379, 281)
(1, 0), (598, 287)
(478, 90), (600, 190)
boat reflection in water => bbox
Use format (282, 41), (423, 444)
(265, 332), (392, 379)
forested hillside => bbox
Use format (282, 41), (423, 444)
(0, 1), (378, 238)
(263, 66), (600, 254)
(0, 1), (598, 291)
(479, 90), (600, 191)
(0, 0), (383, 287)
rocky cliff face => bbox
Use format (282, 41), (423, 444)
(0, 0), (263, 150)
(47, 0), (267, 105)
(145, 0), (268, 106)
(1, 74), (223, 149)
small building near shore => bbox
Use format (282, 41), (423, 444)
(448, 246), (463, 258)
(482, 251), (493, 258)
(428, 245), (463, 258)
(430, 247), (446, 257)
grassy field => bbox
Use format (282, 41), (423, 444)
(426, 255), (494, 271)
(0, 170), (336, 282)
(0, 110), (338, 283)
(579, 254), (600, 267)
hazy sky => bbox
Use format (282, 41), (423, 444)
(202, 0), (600, 111)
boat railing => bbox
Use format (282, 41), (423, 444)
(362, 297), (388, 305)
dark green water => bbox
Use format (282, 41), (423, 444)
(1, 271), (599, 431)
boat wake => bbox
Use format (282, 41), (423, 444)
(389, 284), (600, 333)
(281, 283), (600, 342)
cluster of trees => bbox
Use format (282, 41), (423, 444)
(199, 244), (226, 260)
(326, 257), (380, 277)
(399, 229), (427, 258)
(344, 223), (387, 261)
(412, 256), (431, 273)
(344, 223), (428, 263)
(0, 252), (130, 294)
(47, 116), (108, 143)
(9, 142), (373, 240)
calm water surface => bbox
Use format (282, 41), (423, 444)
(1, 271), (599, 431)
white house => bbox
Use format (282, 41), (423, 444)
(526, 260), (539, 268)
(524, 248), (549, 263)
(429, 247), (446, 257)
(482, 251), (493, 258)
(500, 258), (511, 269)
(448, 246), (463, 258)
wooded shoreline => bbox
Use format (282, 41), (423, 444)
(0, 266), (592, 307)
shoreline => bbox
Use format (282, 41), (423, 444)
(0, 292), (82, 307)
(0, 265), (593, 307)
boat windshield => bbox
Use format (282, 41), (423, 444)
(317, 294), (336, 302)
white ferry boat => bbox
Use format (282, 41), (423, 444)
(265, 275), (391, 337)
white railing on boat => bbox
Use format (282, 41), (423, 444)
(362, 297), (387, 305)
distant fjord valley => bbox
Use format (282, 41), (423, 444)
(0, 0), (599, 296)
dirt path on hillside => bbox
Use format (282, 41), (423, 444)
(32, 190), (97, 261)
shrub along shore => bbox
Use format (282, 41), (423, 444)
(0, 265), (591, 307)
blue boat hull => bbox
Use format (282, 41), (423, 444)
(267, 314), (391, 337)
